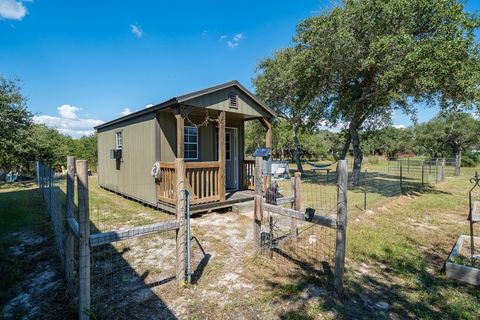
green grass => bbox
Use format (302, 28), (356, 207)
(2, 163), (480, 318)
(0, 181), (51, 303)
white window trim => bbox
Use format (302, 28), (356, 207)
(184, 126), (198, 160)
(115, 131), (123, 150)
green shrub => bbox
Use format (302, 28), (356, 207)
(461, 154), (478, 167)
(366, 156), (379, 165)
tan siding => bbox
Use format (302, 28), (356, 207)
(185, 87), (270, 118)
(97, 113), (157, 205)
(159, 112), (176, 162)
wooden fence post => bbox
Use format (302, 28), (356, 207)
(254, 156), (263, 252)
(334, 160), (348, 295)
(290, 172), (301, 235)
(441, 158), (446, 181)
(65, 156), (75, 296)
(77, 160), (90, 320)
(435, 158), (439, 183)
(175, 158), (187, 284)
(49, 168), (53, 218)
(455, 151), (461, 176)
(36, 161), (40, 186)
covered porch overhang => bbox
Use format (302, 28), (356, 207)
(155, 104), (272, 212)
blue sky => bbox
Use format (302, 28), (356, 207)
(0, 0), (478, 137)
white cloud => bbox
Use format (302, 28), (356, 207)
(33, 105), (104, 138)
(392, 124), (406, 129)
(120, 108), (132, 116)
(220, 32), (244, 48)
(58, 104), (79, 119)
(130, 23), (143, 38)
(233, 33), (244, 41)
(144, 104), (153, 109)
(227, 41), (237, 48)
(0, 0), (27, 20)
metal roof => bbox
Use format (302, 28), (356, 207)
(95, 80), (276, 130)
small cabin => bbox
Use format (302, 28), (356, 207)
(95, 81), (275, 214)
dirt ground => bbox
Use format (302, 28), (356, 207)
(87, 210), (336, 319)
(1, 230), (76, 319)
(3, 169), (480, 319)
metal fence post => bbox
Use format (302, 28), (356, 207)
(334, 160), (348, 295)
(421, 162), (425, 187)
(399, 161), (403, 193)
(363, 169), (367, 210)
(185, 190), (191, 284)
(175, 158), (186, 284)
(254, 156), (263, 252)
(77, 160), (90, 320)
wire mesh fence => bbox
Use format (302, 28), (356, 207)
(87, 176), (182, 318)
(259, 211), (336, 276)
(348, 158), (451, 211)
(257, 160), (347, 293)
(37, 162), (79, 301)
(90, 231), (177, 319)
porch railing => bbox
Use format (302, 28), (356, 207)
(243, 160), (255, 190)
(186, 162), (220, 204)
(156, 162), (176, 204)
(156, 161), (221, 205)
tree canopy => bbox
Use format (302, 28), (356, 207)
(253, 48), (322, 172)
(0, 76), (98, 175)
(255, 0), (480, 180)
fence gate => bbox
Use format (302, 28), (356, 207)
(253, 157), (348, 294)
(37, 157), (191, 320)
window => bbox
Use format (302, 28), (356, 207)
(229, 93), (238, 109)
(225, 132), (231, 161)
(115, 131), (123, 150)
(184, 126), (198, 160)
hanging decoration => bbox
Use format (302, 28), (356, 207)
(185, 112), (217, 128)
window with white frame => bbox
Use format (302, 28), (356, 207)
(184, 126), (198, 160)
(115, 131), (123, 149)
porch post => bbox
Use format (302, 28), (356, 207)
(176, 113), (184, 158)
(260, 118), (273, 189)
(218, 111), (226, 201)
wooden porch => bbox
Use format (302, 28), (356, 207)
(155, 104), (271, 214)
(155, 160), (256, 213)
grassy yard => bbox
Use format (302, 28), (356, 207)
(2, 163), (480, 319)
(0, 181), (75, 319)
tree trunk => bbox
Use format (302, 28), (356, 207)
(293, 125), (303, 173)
(339, 132), (351, 160)
(350, 126), (363, 185)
